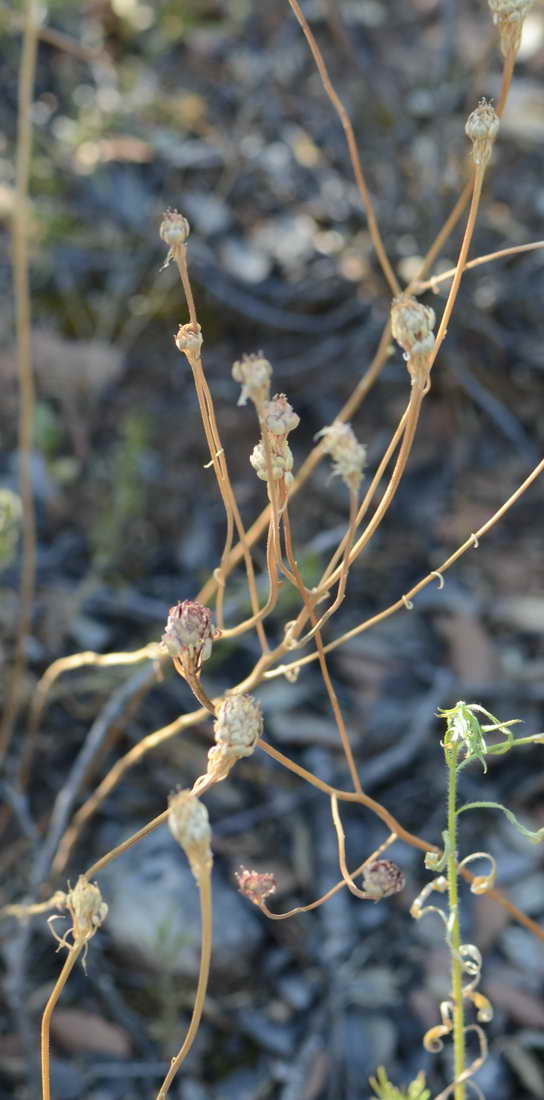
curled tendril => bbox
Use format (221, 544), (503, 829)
(466, 989), (494, 1023)
(458, 851), (497, 894)
(410, 875), (448, 926)
(432, 1025), (488, 1100)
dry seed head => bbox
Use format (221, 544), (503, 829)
(169, 789), (213, 881)
(250, 438), (294, 484)
(232, 352), (272, 408)
(361, 859), (405, 901)
(315, 421), (367, 491)
(161, 600), (216, 667)
(390, 295), (435, 386)
(175, 322), (203, 358)
(235, 866), (277, 907)
(66, 876), (108, 945)
(262, 393), (300, 436)
(214, 694), (263, 758)
(465, 99), (499, 166)
(488, 0), (533, 56)
(160, 208), (190, 248)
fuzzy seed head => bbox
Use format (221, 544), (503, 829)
(315, 421), (367, 491)
(160, 208), (190, 248)
(66, 877), (108, 944)
(169, 789), (213, 880)
(465, 99), (499, 166)
(214, 694), (263, 758)
(488, 0), (533, 56)
(361, 859), (405, 901)
(175, 322), (203, 358)
(232, 353), (272, 408)
(235, 866), (277, 907)
(262, 393), (300, 436)
(161, 600), (216, 666)
(250, 439), (294, 483)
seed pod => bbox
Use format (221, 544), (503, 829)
(214, 694), (263, 758)
(66, 877), (108, 944)
(391, 295), (435, 386)
(169, 790), (213, 881)
(160, 209), (190, 248)
(175, 322), (203, 358)
(315, 421), (367, 491)
(465, 99), (499, 167)
(232, 353), (272, 408)
(161, 600), (216, 669)
(361, 859), (405, 901)
(488, 0), (533, 57)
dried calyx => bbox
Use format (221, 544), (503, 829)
(169, 789), (213, 882)
(235, 865), (277, 907)
(232, 353), (272, 408)
(465, 99), (499, 167)
(391, 295), (436, 386)
(316, 421), (367, 492)
(162, 600), (218, 674)
(488, 0), (533, 57)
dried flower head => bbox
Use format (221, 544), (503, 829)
(161, 600), (217, 671)
(262, 393), (300, 436)
(169, 789), (213, 881)
(214, 694), (263, 757)
(361, 859), (405, 901)
(160, 209), (190, 249)
(49, 877), (108, 966)
(232, 352), (272, 408)
(315, 421), (367, 491)
(235, 866), (277, 907)
(250, 438), (294, 484)
(391, 295), (436, 386)
(465, 99), (499, 167)
(488, 0), (533, 56)
(175, 322), (203, 359)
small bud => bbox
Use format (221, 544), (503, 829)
(214, 694), (263, 757)
(250, 439), (294, 483)
(161, 600), (216, 669)
(235, 866), (277, 907)
(175, 322), (203, 358)
(160, 209), (190, 248)
(262, 394), (300, 436)
(465, 99), (499, 167)
(232, 352), (272, 408)
(488, 0), (533, 57)
(315, 421), (367, 491)
(169, 790), (213, 881)
(361, 859), (405, 901)
(391, 295), (435, 386)
(65, 877), (107, 951)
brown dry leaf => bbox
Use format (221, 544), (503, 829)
(51, 1008), (132, 1057)
(435, 612), (498, 683)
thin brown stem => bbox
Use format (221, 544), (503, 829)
(41, 943), (82, 1100)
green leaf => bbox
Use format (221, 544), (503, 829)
(458, 801), (544, 844)
(369, 1066), (430, 1100)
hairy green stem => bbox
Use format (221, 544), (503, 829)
(446, 744), (465, 1100)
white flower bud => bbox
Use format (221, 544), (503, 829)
(262, 393), (300, 436)
(315, 421), (367, 491)
(488, 0), (533, 57)
(175, 322), (203, 358)
(161, 600), (216, 668)
(391, 295), (436, 385)
(232, 353), (272, 408)
(214, 694), (263, 758)
(249, 439), (294, 483)
(66, 877), (108, 944)
(465, 99), (499, 167)
(160, 209), (190, 248)
(169, 790), (213, 881)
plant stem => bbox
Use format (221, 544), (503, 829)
(41, 943), (82, 1100)
(446, 744), (465, 1100)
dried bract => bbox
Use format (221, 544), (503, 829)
(161, 600), (217, 672)
(465, 99), (499, 167)
(175, 322), (203, 359)
(232, 352), (272, 408)
(488, 0), (533, 57)
(362, 859), (406, 901)
(315, 421), (367, 491)
(169, 789), (213, 881)
(262, 393), (300, 436)
(235, 866), (277, 907)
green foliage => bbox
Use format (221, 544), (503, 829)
(458, 800), (544, 844)
(369, 1066), (430, 1100)
(0, 489), (22, 571)
(438, 701), (520, 772)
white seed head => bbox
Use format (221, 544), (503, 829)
(214, 694), (263, 758)
(488, 0), (533, 56)
(250, 438), (294, 483)
(169, 789), (213, 880)
(315, 421), (367, 491)
(161, 600), (216, 666)
(391, 295), (435, 385)
(465, 99), (499, 166)
(361, 860), (405, 902)
(232, 353), (272, 408)
(66, 877), (108, 944)
(175, 322), (203, 358)
(160, 209), (190, 248)
(262, 393), (300, 436)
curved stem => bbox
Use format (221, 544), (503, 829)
(41, 943), (82, 1100)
